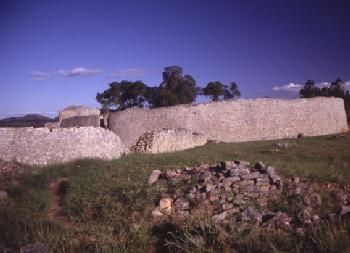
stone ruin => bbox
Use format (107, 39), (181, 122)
(131, 128), (207, 154)
(45, 105), (102, 129)
(149, 160), (350, 233)
(1, 97), (349, 165)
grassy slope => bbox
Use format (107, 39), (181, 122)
(0, 133), (350, 252)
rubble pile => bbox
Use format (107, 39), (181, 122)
(149, 160), (350, 233)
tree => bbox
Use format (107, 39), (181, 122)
(224, 82), (241, 99)
(299, 80), (320, 98)
(96, 80), (148, 110)
(147, 67), (197, 108)
(202, 81), (241, 101)
(328, 78), (345, 98)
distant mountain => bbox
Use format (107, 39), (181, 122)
(0, 114), (57, 128)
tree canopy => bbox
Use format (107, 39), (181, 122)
(96, 80), (147, 110)
(202, 81), (241, 101)
(96, 66), (198, 110)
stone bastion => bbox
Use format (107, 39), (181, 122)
(0, 127), (124, 166)
(109, 97), (349, 148)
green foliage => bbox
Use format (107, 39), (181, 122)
(299, 80), (320, 98)
(96, 80), (148, 110)
(147, 75), (197, 108)
(96, 66), (198, 110)
(202, 81), (241, 101)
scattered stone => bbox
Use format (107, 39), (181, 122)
(159, 198), (172, 215)
(212, 211), (228, 223)
(296, 227), (305, 237)
(327, 213), (338, 223)
(148, 170), (162, 185)
(222, 176), (240, 185)
(241, 207), (262, 223)
(177, 210), (190, 217)
(20, 242), (48, 253)
(272, 212), (292, 230)
(340, 206), (350, 216)
(222, 203), (234, 211)
(147, 160), (349, 234)
(174, 198), (190, 210)
(0, 190), (8, 200)
(298, 208), (312, 224)
(293, 177), (300, 184)
(152, 207), (164, 218)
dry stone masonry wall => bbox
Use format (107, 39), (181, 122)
(109, 97), (349, 148)
(131, 128), (207, 154)
(0, 127), (125, 165)
(59, 105), (100, 123)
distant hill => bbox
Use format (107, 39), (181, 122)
(0, 114), (57, 128)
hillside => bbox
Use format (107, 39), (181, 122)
(0, 133), (349, 252)
(0, 114), (57, 128)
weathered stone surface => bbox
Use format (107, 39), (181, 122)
(152, 207), (163, 218)
(175, 198), (190, 210)
(241, 207), (262, 223)
(132, 128), (207, 154)
(0, 190), (8, 200)
(148, 160), (350, 233)
(109, 97), (349, 148)
(148, 170), (162, 185)
(212, 211), (228, 223)
(0, 127), (125, 165)
(20, 242), (48, 253)
(340, 206), (350, 216)
(61, 115), (100, 128)
(222, 176), (240, 185)
(159, 198), (172, 215)
(298, 208), (313, 224)
(59, 105), (100, 123)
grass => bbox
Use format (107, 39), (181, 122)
(0, 133), (350, 252)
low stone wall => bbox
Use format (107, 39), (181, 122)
(61, 115), (100, 128)
(109, 97), (349, 148)
(0, 127), (125, 165)
(59, 105), (100, 123)
(132, 128), (207, 153)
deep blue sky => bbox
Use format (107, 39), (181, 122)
(1, 0), (350, 118)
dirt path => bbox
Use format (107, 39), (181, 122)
(47, 178), (74, 228)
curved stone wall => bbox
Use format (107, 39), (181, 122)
(132, 128), (207, 153)
(109, 97), (349, 148)
(0, 127), (125, 165)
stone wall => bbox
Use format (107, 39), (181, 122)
(59, 105), (100, 123)
(61, 115), (100, 128)
(109, 97), (349, 148)
(132, 128), (207, 153)
(0, 127), (125, 165)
